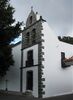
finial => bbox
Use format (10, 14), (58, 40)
(31, 6), (33, 11)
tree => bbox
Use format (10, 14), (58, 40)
(0, 0), (22, 77)
(58, 36), (73, 45)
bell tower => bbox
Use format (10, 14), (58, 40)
(20, 8), (45, 97)
(22, 8), (42, 49)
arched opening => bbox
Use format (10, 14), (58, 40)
(32, 29), (36, 44)
(26, 70), (33, 90)
(26, 32), (30, 43)
(26, 50), (33, 67)
(30, 16), (32, 24)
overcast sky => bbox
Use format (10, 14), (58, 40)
(10, 0), (73, 36)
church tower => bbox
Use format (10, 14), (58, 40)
(0, 8), (73, 99)
(20, 8), (45, 97)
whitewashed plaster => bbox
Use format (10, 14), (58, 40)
(41, 22), (73, 98)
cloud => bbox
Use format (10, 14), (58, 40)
(10, 0), (73, 36)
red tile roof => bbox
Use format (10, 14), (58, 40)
(64, 56), (73, 62)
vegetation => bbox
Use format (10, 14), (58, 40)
(0, 0), (22, 77)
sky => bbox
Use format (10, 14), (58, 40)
(10, 0), (73, 37)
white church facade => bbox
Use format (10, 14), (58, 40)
(0, 9), (73, 98)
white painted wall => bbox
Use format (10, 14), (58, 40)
(23, 44), (38, 97)
(42, 22), (73, 98)
(0, 44), (21, 91)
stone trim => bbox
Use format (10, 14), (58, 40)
(20, 50), (23, 92)
(20, 64), (38, 69)
(38, 31), (45, 98)
(22, 18), (46, 32)
(21, 43), (39, 50)
(41, 46), (44, 49)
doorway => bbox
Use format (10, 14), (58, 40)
(26, 70), (33, 90)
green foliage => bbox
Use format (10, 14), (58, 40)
(0, 45), (14, 76)
(58, 36), (73, 45)
(0, 0), (22, 77)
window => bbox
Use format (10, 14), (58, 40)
(26, 32), (30, 43)
(26, 50), (33, 67)
(61, 52), (66, 68)
(27, 50), (33, 60)
(30, 16), (32, 24)
(61, 52), (72, 68)
(61, 52), (65, 60)
(26, 71), (33, 90)
(32, 29), (36, 44)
